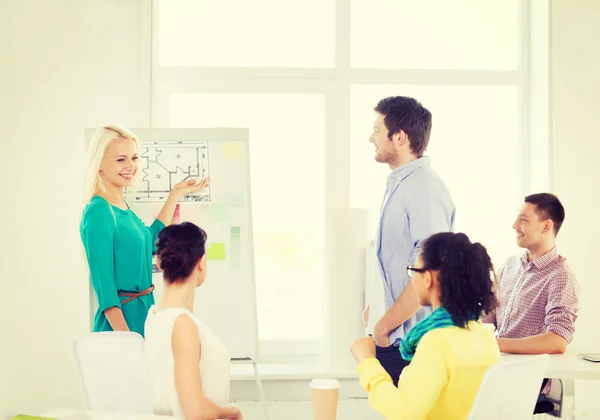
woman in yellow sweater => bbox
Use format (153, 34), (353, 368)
(351, 232), (502, 420)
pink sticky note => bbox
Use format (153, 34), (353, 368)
(172, 204), (181, 224)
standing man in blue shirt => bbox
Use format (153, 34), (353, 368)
(367, 96), (456, 385)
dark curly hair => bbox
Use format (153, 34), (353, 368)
(155, 222), (207, 283)
(374, 96), (432, 157)
(419, 232), (498, 327)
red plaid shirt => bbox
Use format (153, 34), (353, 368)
(484, 247), (579, 340)
(482, 247), (579, 394)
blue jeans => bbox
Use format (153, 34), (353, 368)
(537, 378), (550, 402)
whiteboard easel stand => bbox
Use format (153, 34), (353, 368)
(232, 358), (269, 420)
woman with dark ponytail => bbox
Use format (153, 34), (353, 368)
(351, 232), (501, 420)
(144, 222), (243, 420)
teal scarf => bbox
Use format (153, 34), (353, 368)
(400, 306), (457, 362)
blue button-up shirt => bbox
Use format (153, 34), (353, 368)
(376, 156), (455, 345)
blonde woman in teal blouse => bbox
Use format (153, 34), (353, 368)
(80, 125), (209, 337)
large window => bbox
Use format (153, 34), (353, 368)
(152, 0), (541, 358)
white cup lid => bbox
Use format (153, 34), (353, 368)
(310, 378), (340, 390)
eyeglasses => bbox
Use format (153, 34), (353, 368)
(406, 265), (428, 278)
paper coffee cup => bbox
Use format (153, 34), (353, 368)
(310, 379), (340, 420)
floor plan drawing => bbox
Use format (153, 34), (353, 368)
(134, 141), (211, 202)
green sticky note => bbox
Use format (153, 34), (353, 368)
(10, 416), (57, 420)
(210, 203), (228, 222)
(207, 243), (226, 260)
(230, 227), (241, 270)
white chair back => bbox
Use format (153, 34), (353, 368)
(73, 331), (153, 413)
(468, 354), (550, 420)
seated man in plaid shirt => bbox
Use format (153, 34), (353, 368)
(483, 193), (579, 412)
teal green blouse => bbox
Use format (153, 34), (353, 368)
(80, 196), (165, 337)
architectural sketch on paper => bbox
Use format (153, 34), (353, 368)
(133, 141), (211, 202)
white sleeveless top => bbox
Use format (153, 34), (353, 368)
(144, 306), (231, 418)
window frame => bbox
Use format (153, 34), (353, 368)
(147, 0), (538, 360)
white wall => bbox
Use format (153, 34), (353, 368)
(551, 0), (600, 358)
(0, 0), (146, 417)
(551, 0), (600, 417)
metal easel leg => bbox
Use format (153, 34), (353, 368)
(253, 361), (269, 420)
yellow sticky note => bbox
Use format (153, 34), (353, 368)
(225, 143), (242, 160)
(207, 243), (226, 260)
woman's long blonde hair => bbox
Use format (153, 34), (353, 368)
(82, 124), (142, 206)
